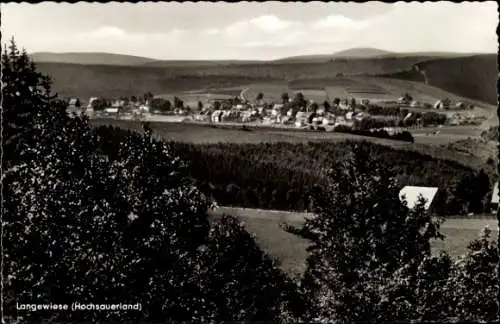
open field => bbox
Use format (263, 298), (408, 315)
(292, 89), (328, 103)
(90, 119), (492, 170)
(155, 92), (236, 108)
(37, 53), (497, 106)
(148, 74), (495, 117)
(242, 81), (290, 102)
(211, 207), (498, 277)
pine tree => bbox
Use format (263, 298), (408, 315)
(2, 38), (59, 168)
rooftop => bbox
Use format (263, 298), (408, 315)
(399, 186), (439, 210)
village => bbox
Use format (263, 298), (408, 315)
(65, 91), (485, 134)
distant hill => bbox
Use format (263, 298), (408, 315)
(331, 47), (394, 58)
(142, 59), (265, 68)
(31, 52), (159, 66)
(274, 48), (484, 64)
(36, 54), (497, 106)
(274, 48), (393, 64)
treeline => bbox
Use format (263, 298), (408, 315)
(333, 125), (415, 142)
(94, 125), (493, 216)
(364, 105), (448, 125)
(481, 125), (498, 141)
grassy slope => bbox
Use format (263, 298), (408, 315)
(211, 207), (498, 277)
(39, 54), (496, 106)
(37, 62), (277, 99)
(377, 54), (497, 105)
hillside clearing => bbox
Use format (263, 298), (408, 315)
(211, 207), (498, 278)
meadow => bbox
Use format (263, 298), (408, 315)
(211, 207), (499, 278)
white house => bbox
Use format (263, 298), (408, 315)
(139, 105), (150, 113)
(339, 102), (351, 110)
(399, 186), (439, 210)
(455, 101), (467, 110)
(104, 107), (119, 114)
(273, 103), (284, 110)
(434, 100), (450, 110)
(316, 107), (326, 115)
(490, 181), (499, 211)
(87, 97), (99, 111)
(403, 112), (413, 122)
(410, 100), (420, 108)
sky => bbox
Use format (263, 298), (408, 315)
(2, 1), (498, 60)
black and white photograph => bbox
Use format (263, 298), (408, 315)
(1, 1), (499, 323)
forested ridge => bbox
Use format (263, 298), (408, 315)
(94, 125), (494, 216)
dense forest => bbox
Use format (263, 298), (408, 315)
(94, 125), (493, 216)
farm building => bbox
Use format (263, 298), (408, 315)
(399, 186), (439, 211)
(104, 107), (119, 114)
(410, 100), (420, 108)
(211, 110), (223, 123)
(139, 105), (150, 113)
(295, 111), (314, 123)
(339, 103), (351, 110)
(87, 97), (99, 111)
(490, 182), (499, 211)
(68, 98), (81, 108)
(434, 99), (451, 110)
(398, 96), (408, 104)
(433, 100), (443, 109)
(316, 106), (326, 115)
(111, 100), (125, 109)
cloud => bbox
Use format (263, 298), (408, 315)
(224, 14), (296, 37)
(249, 15), (293, 31)
(204, 28), (221, 35)
(85, 26), (126, 38)
(313, 15), (359, 29)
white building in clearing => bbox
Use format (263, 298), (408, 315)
(399, 186), (439, 210)
(490, 181), (499, 211)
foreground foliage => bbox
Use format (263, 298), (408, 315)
(3, 40), (301, 323)
(285, 147), (499, 323)
(4, 40), (498, 323)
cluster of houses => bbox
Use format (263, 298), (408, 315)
(66, 92), (478, 130)
(195, 98), (370, 130)
(447, 111), (485, 126)
(85, 97), (151, 116)
(396, 95), (474, 111)
(66, 97), (151, 117)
